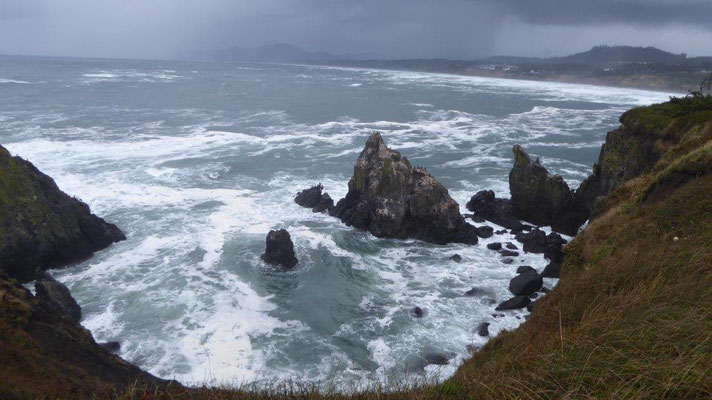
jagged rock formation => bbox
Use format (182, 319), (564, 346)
(294, 184), (335, 214)
(0, 145), (126, 283)
(0, 272), (166, 398)
(261, 229), (298, 269)
(509, 145), (588, 236)
(576, 113), (664, 216)
(34, 272), (82, 323)
(465, 190), (524, 230)
(332, 132), (478, 245)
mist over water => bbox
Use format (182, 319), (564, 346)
(0, 55), (672, 387)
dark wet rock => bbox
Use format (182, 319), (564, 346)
(449, 254), (463, 263)
(501, 258), (514, 264)
(509, 145), (588, 236)
(529, 292), (539, 299)
(475, 225), (494, 238)
(464, 287), (486, 297)
(424, 353), (450, 366)
(470, 213), (486, 223)
(295, 184), (334, 214)
(499, 249), (519, 257)
(0, 272), (166, 397)
(465, 190), (524, 231)
(413, 306), (424, 318)
(515, 228), (548, 253)
(527, 301), (537, 313)
(261, 229), (298, 269)
(312, 193), (334, 213)
(492, 313), (505, 318)
(516, 265), (535, 274)
(496, 295), (531, 311)
(486, 242), (502, 251)
(506, 242), (518, 250)
(100, 341), (121, 354)
(542, 261), (562, 278)
(482, 298), (497, 305)
(0, 145), (126, 283)
(547, 232), (567, 247)
(541, 287), (551, 293)
(34, 272), (81, 323)
(475, 322), (490, 337)
(509, 270), (543, 296)
(332, 133), (478, 245)
(495, 229), (508, 235)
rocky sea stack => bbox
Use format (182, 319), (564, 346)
(509, 145), (588, 236)
(261, 229), (298, 269)
(294, 184), (335, 214)
(332, 132), (478, 245)
(0, 145), (126, 283)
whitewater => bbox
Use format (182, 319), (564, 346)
(0, 55), (673, 387)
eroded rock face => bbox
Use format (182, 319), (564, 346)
(261, 229), (298, 269)
(332, 132), (477, 245)
(465, 190), (523, 231)
(0, 272), (165, 398)
(34, 272), (81, 323)
(509, 145), (587, 236)
(0, 145), (126, 283)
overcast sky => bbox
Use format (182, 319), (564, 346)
(1, 0), (711, 60)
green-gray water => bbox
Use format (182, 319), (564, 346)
(0, 55), (672, 386)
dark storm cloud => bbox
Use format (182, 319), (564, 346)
(490, 0), (712, 27)
(0, 0), (709, 59)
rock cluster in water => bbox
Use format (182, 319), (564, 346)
(331, 132), (478, 245)
(294, 184), (334, 214)
(0, 145), (126, 283)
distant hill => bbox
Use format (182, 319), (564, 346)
(553, 45), (687, 65)
(212, 43), (336, 63)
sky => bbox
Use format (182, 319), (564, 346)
(0, 0), (711, 60)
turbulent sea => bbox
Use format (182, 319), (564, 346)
(0, 55), (672, 387)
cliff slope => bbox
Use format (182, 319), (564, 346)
(0, 145), (125, 282)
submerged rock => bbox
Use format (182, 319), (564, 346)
(332, 132), (477, 245)
(294, 184), (334, 214)
(100, 341), (121, 354)
(466, 190), (524, 230)
(496, 295), (531, 311)
(487, 242), (502, 251)
(499, 249), (519, 257)
(508, 270), (543, 296)
(516, 265), (535, 274)
(509, 145), (588, 236)
(449, 254), (463, 263)
(475, 322), (490, 337)
(412, 306), (424, 318)
(34, 272), (81, 323)
(475, 225), (494, 238)
(0, 145), (126, 283)
(261, 229), (298, 269)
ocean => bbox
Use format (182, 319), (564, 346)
(0, 55), (672, 387)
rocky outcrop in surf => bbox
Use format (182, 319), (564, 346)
(294, 184), (335, 214)
(465, 190), (523, 231)
(0, 145), (126, 283)
(261, 229), (298, 269)
(509, 145), (588, 236)
(332, 132), (478, 245)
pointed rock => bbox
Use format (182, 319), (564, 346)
(332, 132), (477, 245)
(261, 229), (298, 269)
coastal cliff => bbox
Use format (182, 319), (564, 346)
(0, 145), (125, 283)
(2, 95), (711, 399)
